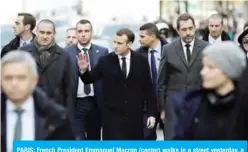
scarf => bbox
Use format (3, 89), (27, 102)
(33, 37), (56, 66)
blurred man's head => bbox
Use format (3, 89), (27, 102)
(76, 19), (93, 46)
(36, 19), (56, 46)
(177, 13), (196, 43)
(201, 42), (246, 90)
(1, 51), (38, 104)
(156, 22), (169, 39)
(139, 23), (160, 48)
(208, 14), (223, 39)
(66, 28), (77, 46)
(113, 28), (134, 56)
(12, 13), (36, 37)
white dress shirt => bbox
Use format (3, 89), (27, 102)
(148, 40), (161, 73)
(208, 35), (222, 44)
(118, 51), (131, 77)
(77, 43), (95, 97)
(19, 38), (32, 47)
(181, 39), (195, 62)
(7, 96), (35, 152)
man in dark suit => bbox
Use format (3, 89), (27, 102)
(157, 13), (208, 139)
(136, 23), (168, 140)
(77, 28), (157, 140)
(202, 14), (231, 43)
(1, 13), (36, 58)
(65, 19), (109, 140)
(1, 51), (75, 152)
(19, 19), (77, 136)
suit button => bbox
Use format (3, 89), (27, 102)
(194, 117), (199, 124)
(124, 100), (127, 104)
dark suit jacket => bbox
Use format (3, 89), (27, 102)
(1, 33), (36, 58)
(65, 43), (108, 104)
(1, 88), (75, 152)
(158, 38), (208, 111)
(80, 51), (157, 140)
(136, 38), (168, 108)
(19, 43), (77, 132)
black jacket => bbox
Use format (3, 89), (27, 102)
(202, 31), (231, 42)
(1, 33), (36, 57)
(80, 51), (157, 140)
(1, 88), (75, 152)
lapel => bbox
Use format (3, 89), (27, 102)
(175, 40), (188, 67)
(88, 44), (98, 67)
(42, 46), (61, 72)
(110, 53), (127, 80)
(188, 38), (202, 67)
(126, 51), (134, 80)
(25, 43), (42, 69)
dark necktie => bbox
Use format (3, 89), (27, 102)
(121, 57), (127, 78)
(185, 44), (191, 64)
(150, 50), (158, 95)
(23, 42), (27, 46)
(82, 48), (91, 95)
(14, 108), (24, 140)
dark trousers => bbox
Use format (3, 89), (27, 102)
(143, 112), (160, 140)
(75, 96), (101, 140)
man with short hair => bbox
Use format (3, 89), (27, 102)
(19, 19), (77, 136)
(77, 28), (157, 140)
(202, 14), (231, 43)
(65, 28), (78, 47)
(1, 51), (75, 152)
(136, 23), (168, 140)
(1, 13), (36, 57)
(65, 19), (108, 140)
(158, 13), (208, 139)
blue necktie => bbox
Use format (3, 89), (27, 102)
(150, 50), (157, 96)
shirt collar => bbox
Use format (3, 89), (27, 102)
(118, 50), (131, 60)
(7, 96), (34, 113)
(20, 38), (32, 45)
(181, 38), (195, 48)
(77, 43), (92, 51)
(149, 40), (161, 53)
(208, 34), (222, 43)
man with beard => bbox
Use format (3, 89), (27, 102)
(1, 13), (36, 57)
(157, 13), (208, 139)
(19, 19), (77, 138)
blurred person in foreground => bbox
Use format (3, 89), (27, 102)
(202, 14), (231, 44)
(136, 23), (168, 140)
(1, 13), (36, 57)
(1, 51), (75, 152)
(77, 28), (157, 140)
(65, 28), (78, 47)
(169, 42), (246, 139)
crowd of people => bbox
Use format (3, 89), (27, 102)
(1, 11), (248, 152)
